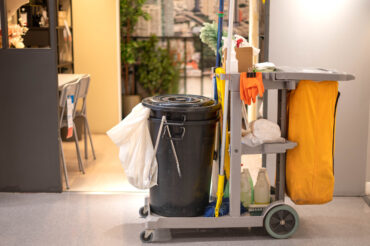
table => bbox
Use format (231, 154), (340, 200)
(58, 74), (86, 89)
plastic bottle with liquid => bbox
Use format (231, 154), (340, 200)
(240, 167), (254, 207)
(254, 168), (271, 204)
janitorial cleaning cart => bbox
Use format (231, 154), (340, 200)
(135, 0), (355, 242)
(138, 67), (354, 243)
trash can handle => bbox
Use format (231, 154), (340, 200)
(164, 124), (182, 177)
(163, 115), (186, 126)
(164, 127), (186, 141)
(150, 115), (182, 178)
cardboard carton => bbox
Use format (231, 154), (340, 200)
(223, 47), (253, 72)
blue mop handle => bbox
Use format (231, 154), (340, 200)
(214, 0), (225, 103)
(216, 0), (224, 67)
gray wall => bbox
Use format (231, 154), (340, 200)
(268, 0), (370, 196)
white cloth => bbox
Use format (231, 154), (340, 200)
(242, 119), (285, 147)
(255, 62), (276, 72)
(222, 34), (261, 56)
(107, 103), (157, 189)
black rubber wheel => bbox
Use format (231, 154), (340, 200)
(264, 205), (299, 239)
(140, 231), (153, 243)
(139, 206), (148, 218)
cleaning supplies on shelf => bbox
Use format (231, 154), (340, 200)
(240, 167), (254, 207)
(221, 34), (260, 73)
(255, 62), (276, 72)
(233, 34), (260, 56)
(199, 22), (225, 55)
(242, 119), (285, 147)
(240, 72), (265, 105)
(254, 168), (271, 204)
(222, 35), (260, 56)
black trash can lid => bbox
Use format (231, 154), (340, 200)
(142, 94), (220, 112)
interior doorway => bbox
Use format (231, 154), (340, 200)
(60, 0), (269, 193)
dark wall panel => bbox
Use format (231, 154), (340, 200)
(0, 0), (61, 192)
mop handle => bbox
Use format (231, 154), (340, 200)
(219, 79), (229, 174)
(216, 0), (225, 67)
(219, 0), (235, 173)
(225, 0), (235, 75)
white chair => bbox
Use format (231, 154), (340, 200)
(58, 81), (84, 189)
(75, 75), (96, 160)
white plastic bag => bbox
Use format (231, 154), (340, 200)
(106, 103), (157, 189)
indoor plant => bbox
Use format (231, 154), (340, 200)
(135, 36), (180, 96)
(120, 0), (150, 116)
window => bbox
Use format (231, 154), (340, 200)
(7, 0), (50, 48)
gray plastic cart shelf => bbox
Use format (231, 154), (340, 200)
(242, 141), (297, 155)
(146, 213), (264, 229)
(143, 195), (284, 231)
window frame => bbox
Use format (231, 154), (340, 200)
(0, 0), (54, 50)
(0, 0), (9, 48)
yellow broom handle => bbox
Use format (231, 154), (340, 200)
(215, 175), (225, 217)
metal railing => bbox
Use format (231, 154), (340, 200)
(130, 36), (215, 95)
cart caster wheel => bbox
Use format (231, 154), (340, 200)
(139, 206), (149, 218)
(140, 230), (153, 243)
(264, 205), (299, 239)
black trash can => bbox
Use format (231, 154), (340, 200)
(142, 95), (220, 217)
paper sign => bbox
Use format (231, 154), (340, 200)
(66, 95), (74, 139)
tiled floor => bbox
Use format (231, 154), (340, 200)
(0, 192), (369, 246)
(62, 134), (143, 192)
(53, 130), (370, 245)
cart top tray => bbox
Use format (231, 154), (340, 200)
(263, 66), (355, 81)
(221, 66), (355, 82)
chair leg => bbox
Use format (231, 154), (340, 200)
(73, 124), (85, 174)
(84, 119), (88, 160)
(84, 117), (96, 160)
(59, 137), (69, 189)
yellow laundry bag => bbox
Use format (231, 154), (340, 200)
(286, 80), (339, 204)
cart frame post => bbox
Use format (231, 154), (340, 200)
(276, 89), (287, 201)
(229, 76), (242, 217)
